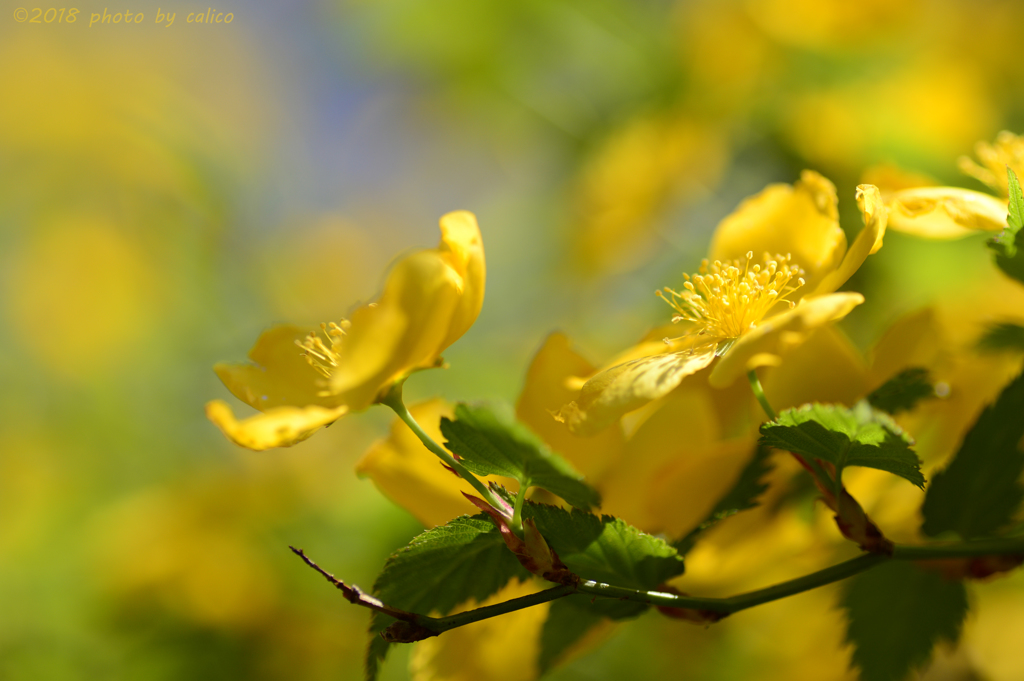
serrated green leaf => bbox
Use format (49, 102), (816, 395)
(842, 561), (968, 681)
(867, 367), (935, 415)
(441, 402), (600, 510)
(523, 502), (684, 605)
(673, 443), (773, 554)
(365, 514), (531, 680)
(921, 370), (1024, 539)
(988, 167), (1024, 283)
(978, 322), (1024, 353)
(760, 402), (924, 488)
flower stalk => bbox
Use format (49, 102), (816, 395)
(379, 381), (506, 513)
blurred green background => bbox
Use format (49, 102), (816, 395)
(3, 1), (1024, 679)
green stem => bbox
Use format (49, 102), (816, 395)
(747, 369), (778, 421)
(312, 535), (1024, 641)
(576, 553), (885, 614)
(430, 584), (575, 633)
(380, 382), (504, 510)
(575, 534), (1024, 614)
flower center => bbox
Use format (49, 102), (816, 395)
(658, 251), (805, 341)
(296, 320), (350, 378)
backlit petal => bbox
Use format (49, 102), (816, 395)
(330, 250), (461, 409)
(710, 170), (846, 292)
(556, 344), (717, 436)
(436, 211), (486, 352)
(214, 325), (333, 411)
(204, 400), (347, 451)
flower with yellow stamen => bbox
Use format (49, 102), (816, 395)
(206, 211), (485, 451)
(657, 251), (806, 351)
(557, 172), (882, 435)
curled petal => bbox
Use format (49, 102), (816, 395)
(436, 211), (486, 352)
(556, 345), (717, 436)
(710, 170), (846, 292)
(330, 250), (461, 408)
(885, 186), (1007, 239)
(709, 292), (864, 388)
(812, 184), (887, 295)
(204, 400), (348, 451)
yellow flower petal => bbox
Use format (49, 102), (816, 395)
(204, 400), (348, 451)
(709, 170), (846, 292)
(866, 307), (944, 390)
(355, 399), (490, 528)
(760, 325), (868, 411)
(709, 292), (864, 388)
(214, 324), (334, 412)
(884, 186), (1007, 239)
(515, 333), (624, 481)
(436, 211), (486, 352)
(647, 437), (756, 538)
(811, 184), (887, 295)
(331, 250), (461, 409)
(557, 344), (717, 436)
(596, 385), (722, 531)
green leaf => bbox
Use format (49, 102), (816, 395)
(867, 367), (935, 415)
(760, 402), (924, 488)
(673, 443), (773, 554)
(921, 370), (1024, 539)
(441, 402), (600, 510)
(842, 561), (969, 681)
(365, 514), (531, 680)
(988, 167), (1024, 284)
(523, 502), (684, 613)
(978, 322), (1024, 353)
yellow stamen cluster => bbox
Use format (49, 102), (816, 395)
(658, 251), (805, 341)
(296, 320), (350, 378)
(958, 131), (1024, 197)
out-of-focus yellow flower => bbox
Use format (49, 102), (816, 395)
(207, 211), (485, 450)
(557, 172), (884, 435)
(4, 215), (162, 379)
(746, 0), (917, 50)
(571, 115), (728, 275)
(959, 130), (1024, 197)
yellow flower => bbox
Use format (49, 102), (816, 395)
(557, 172), (884, 435)
(206, 211), (485, 450)
(875, 131), (1024, 239)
